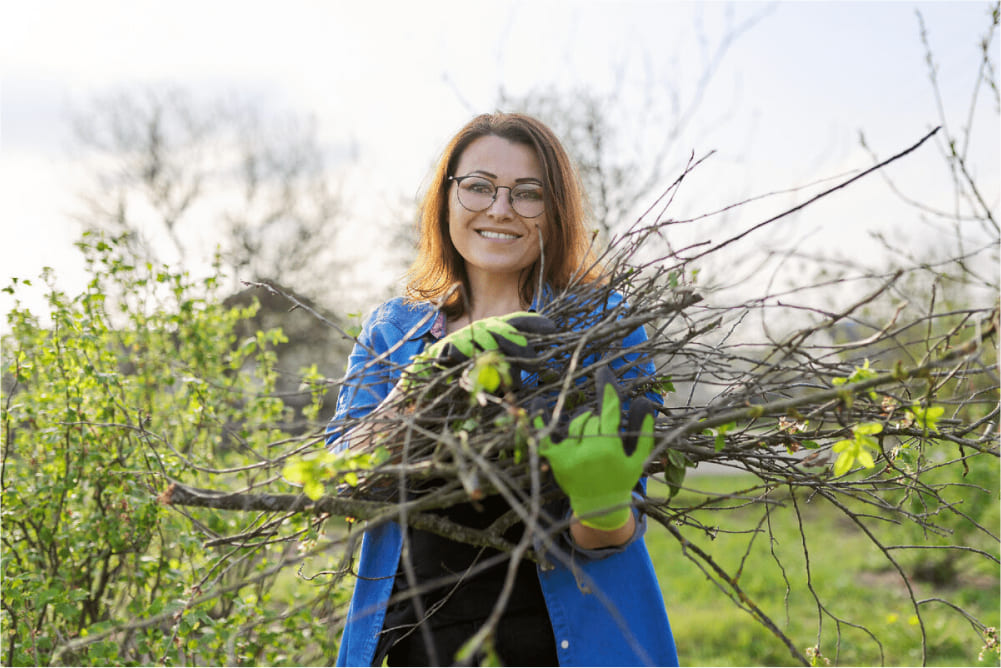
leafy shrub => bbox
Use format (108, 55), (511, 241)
(2, 234), (346, 666)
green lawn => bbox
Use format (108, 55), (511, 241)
(645, 472), (1000, 667)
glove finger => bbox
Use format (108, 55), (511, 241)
(470, 324), (502, 352)
(440, 342), (470, 367)
(566, 407), (592, 440)
(504, 314), (557, 335)
(494, 335), (534, 361)
(594, 366), (622, 435)
(622, 396), (657, 457)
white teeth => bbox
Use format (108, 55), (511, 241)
(478, 230), (519, 240)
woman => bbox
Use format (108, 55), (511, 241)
(327, 113), (678, 666)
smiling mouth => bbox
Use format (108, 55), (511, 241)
(477, 230), (521, 240)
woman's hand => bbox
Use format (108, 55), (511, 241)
(334, 381), (407, 455)
(400, 311), (555, 392)
(536, 367), (656, 545)
(570, 512), (637, 549)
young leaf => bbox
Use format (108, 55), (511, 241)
(907, 404), (944, 433)
(833, 447), (855, 477)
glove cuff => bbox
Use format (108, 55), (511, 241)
(572, 493), (634, 531)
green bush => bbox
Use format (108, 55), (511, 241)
(2, 234), (346, 666)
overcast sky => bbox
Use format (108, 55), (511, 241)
(1, 0), (997, 318)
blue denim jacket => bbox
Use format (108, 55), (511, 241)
(327, 293), (678, 667)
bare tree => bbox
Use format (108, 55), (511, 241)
(497, 3), (774, 243)
(859, 6), (999, 295)
(71, 86), (351, 302)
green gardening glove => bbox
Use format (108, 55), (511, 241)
(401, 311), (555, 391)
(536, 366), (657, 531)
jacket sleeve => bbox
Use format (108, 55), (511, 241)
(602, 291), (664, 408)
(324, 307), (405, 449)
(560, 291), (663, 560)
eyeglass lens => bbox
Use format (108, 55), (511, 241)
(454, 176), (544, 218)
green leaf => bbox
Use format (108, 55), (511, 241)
(855, 422), (883, 436)
(303, 480), (324, 501)
(858, 434), (879, 450)
(908, 404), (944, 433)
(833, 450), (855, 477)
(832, 360), (879, 400)
(281, 459), (308, 485)
(666, 449), (688, 469)
(857, 450), (875, 469)
(832, 439), (853, 454)
(664, 461), (686, 499)
(831, 420), (881, 476)
(652, 376), (676, 394)
(455, 418), (480, 432)
(476, 363), (501, 393)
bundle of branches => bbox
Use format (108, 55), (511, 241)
(157, 130), (999, 666)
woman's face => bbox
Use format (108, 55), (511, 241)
(447, 134), (548, 288)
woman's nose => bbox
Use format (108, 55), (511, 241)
(487, 186), (515, 218)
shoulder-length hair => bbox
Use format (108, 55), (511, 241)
(405, 112), (602, 319)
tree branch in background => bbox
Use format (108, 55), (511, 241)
(71, 86), (350, 302)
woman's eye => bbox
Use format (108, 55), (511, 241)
(466, 181), (494, 194)
(514, 188), (543, 201)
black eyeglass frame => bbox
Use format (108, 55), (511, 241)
(447, 175), (546, 219)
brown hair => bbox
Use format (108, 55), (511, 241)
(405, 112), (602, 318)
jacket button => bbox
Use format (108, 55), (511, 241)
(561, 640), (569, 650)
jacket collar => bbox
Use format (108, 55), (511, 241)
(531, 284), (554, 311)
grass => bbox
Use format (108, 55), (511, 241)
(261, 464), (998, 666)
(645, 471), (1000, 666)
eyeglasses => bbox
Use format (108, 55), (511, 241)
(448, 175), (545, 218)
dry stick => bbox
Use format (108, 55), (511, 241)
(239, 279), (355, 340)
(653, 309), (997, 460)
(789, 484), (888, 666)
(152, 314), (994, 663)
(157, 338), (994, 664)
(644, 508), (810, 666)
(51, 531), (350, 664)
(758, 269), (905, 371)
(159, 308), (997, 525)
(686, 126), (942, 262)
(159, 481), (525, 558)
(817, 484), (928, 664)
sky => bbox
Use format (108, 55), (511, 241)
(1, 0), (998, 319)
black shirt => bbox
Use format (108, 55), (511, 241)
(373, 494), (559, 666)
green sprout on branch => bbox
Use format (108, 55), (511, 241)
(460, 351), (513, 406)
(832, 358), (880, 403)
(282, 447), (389, 501)
(906, 403), (944, 433)
(832, 422), (883, 477)
(703, 421), (737, 452)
